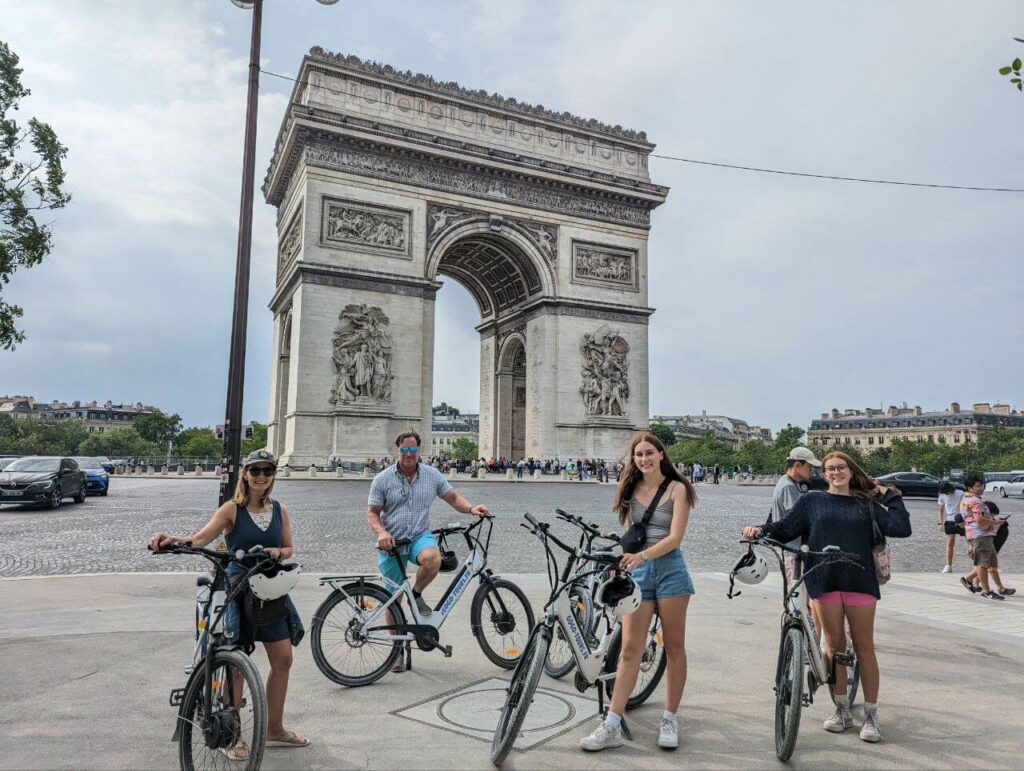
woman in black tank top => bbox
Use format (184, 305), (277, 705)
(147, 450), (309, 756)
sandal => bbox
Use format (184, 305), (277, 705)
(219, 740), (250, 761)
(267, 730), (310, 748)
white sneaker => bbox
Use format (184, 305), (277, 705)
(860, 711), (882, 742)
(580, 719), (624, 752)
(940, 565), (952, 574)
(823, 703), (854, 732)
(658, 716), (679, 749)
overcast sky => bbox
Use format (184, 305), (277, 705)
(2, 0), (1021, 433)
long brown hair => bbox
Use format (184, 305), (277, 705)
(822, 451), (879, 498)
(613, 432), (697, 524)
(232, 468), (275, 509)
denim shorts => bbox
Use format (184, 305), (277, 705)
(630, 549), (695, 601)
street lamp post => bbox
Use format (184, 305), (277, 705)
(219, 0), (340, 506)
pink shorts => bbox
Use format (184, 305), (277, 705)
(814, 591), (876, 607)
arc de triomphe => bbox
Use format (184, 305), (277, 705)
(264, 48), (668, 465)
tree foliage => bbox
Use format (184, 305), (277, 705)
(0, 416), (88, 455)
(79, 426), (160, 459)
(132, 411), (183, 445)
(998, 38), (1023, 93)
(648, 422), (677, 448)
(241, 421), (267, 456)
(0, 41), (71, 349)
(174, 427), (222, 460)
(450, 437), (478, 462)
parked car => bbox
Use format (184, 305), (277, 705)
(71, 456), (111, 496)
(992, 475), (1024, 498)
(947, 468), (965, 484)
(0, 456), (87, 509)
(94, 456), (115, 473)
(876, 471), (963, 497)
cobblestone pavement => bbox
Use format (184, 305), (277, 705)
(1, 478), (1021, 576)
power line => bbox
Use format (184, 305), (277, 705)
(260, 67), (1024, 194)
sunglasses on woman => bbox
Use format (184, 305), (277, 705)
(247, 466), (276, 477)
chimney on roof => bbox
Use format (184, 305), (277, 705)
(820, 412), (828, 420)
(51, 400), (59, 407)
(973, 402), (991, 414)
(105, 400), (112, 409)
(887, 405), (898, 416)
(831, 408), (840, 418)
(993, 403), (1011, 415)
(914, 406), (922, 416)
(950, 402), (960, 414)
(73, 400), (81, 408)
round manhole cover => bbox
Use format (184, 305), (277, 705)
(438, 688), (576, 733)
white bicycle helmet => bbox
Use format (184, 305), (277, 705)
(248, 561), (301, 600)
(594, 574), (642, 617)
(731, 548), (770, 585)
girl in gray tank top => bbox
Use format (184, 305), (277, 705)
(628, 483), (678, 549)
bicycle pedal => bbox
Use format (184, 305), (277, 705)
(169, 688), (186, 707)
(833, 653), (854, 666)
(183, 665), (194, 675)
(441, 645), (453, 658)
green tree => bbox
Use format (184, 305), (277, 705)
(998, 39), (1023, 93)
(132, 411), (183, 445)
(78, 426), (157, 459)
(766, 425), (807, 471)
(5, 417), (88, 455)
(648, 422), (676, 448)
(0, 412), (16, 450)
(241, 421), (267, 456)
(450, 437), (478, 462)
(733, 439), (769, 472)
(175, 427), (222, 460)
(0, 41), (71, 349)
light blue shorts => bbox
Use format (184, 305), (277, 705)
(630, 549), (695, 601)
(377, 531), (439, 591)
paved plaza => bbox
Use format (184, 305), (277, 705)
(2, 478), (1022, 577)
(2, 480), (1023, 769)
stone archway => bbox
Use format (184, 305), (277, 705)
(264, 48), (668, 465)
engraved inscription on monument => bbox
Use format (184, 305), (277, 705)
(329, 304), (395, 405)
(571, 241), (638, 291)
(320, 197), (411, 258)
(580, 330), (630, 417)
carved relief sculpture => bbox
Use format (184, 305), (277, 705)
(277, 209), (302, 279)
(321, 197), (411, 257)
(579, 331), (630, 417)
(329, 304), (394, 405)
(572, 242), (637, 290)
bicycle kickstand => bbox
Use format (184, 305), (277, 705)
(404, 640), (413, 671)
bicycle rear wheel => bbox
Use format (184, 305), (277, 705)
(471, 578), (535, 670)
(178, 648), (266, 771)
(311, 583), (405, 687)
(603, 610), (667, 710)
(543, 586), (589, 679)
(775, 626), (805, 762)
(490, 625), (550, 766)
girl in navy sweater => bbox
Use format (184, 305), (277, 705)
(743, 451), (910, 743)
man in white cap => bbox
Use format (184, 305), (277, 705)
(771, 446), (823, 636)
(770, 447), (822, 572)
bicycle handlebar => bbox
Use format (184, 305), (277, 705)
(148, 542), (278, 566)
(555, 508), (621, 543)
(741, 537), (860, 563)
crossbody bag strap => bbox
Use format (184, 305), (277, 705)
(638, 478), (672, 527)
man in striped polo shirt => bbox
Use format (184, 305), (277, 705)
(367, 430), (489, 621)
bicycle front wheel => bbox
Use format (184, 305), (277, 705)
(543, 586), (589, 679)
(471, 578), (535, 669)
(311, 583), (405, 687)
(490, 626), (549, 766)
(603, 610), (667, 709)
(178, 648), (267, 771)
(775, 626), (805, 762)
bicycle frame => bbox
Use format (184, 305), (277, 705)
(319, 515), (494, 641)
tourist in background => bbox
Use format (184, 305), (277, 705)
(580, 432), (697, 753)
(958, 476), (1010, 600)
(938, 481), (964, 573)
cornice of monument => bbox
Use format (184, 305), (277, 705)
(306, 47), (652, 145)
